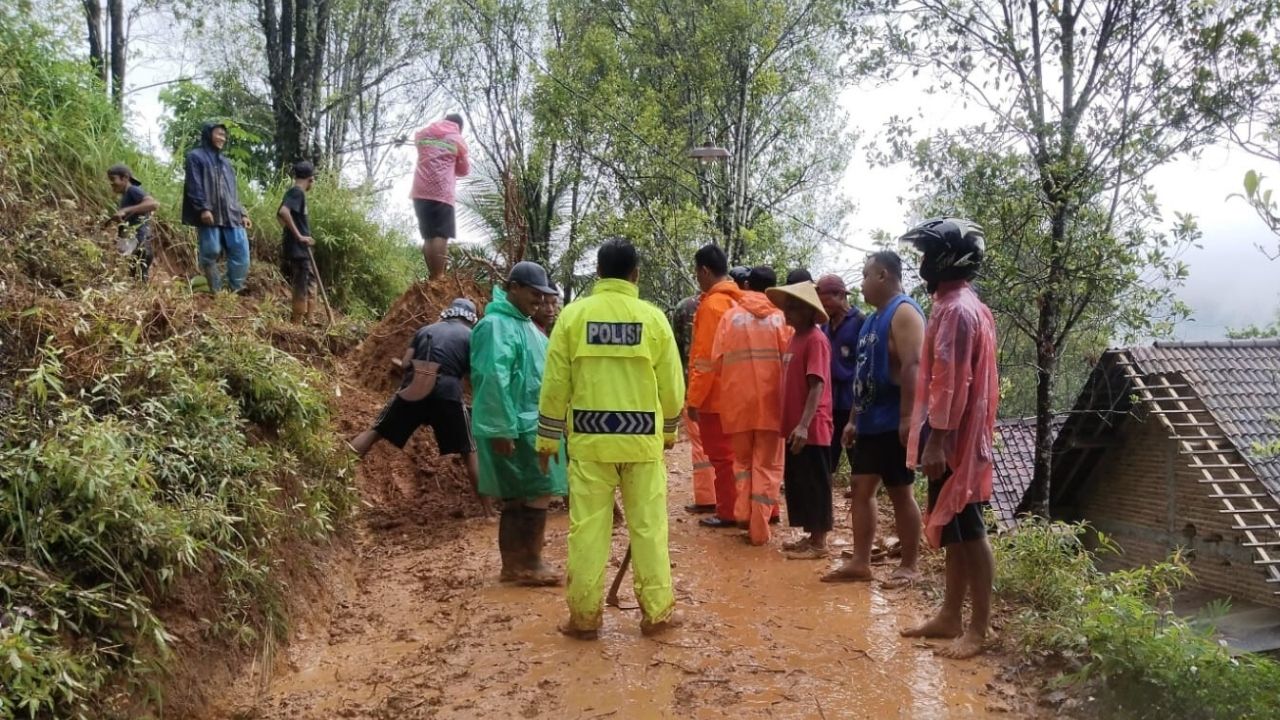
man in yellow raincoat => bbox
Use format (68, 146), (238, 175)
(536, 238), (685, 640)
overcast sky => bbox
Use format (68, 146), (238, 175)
(119, 13), (1279, 340)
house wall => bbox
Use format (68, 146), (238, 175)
(1077, 414), (1276, 608)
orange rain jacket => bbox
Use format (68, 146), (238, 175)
(687, 279), (743, 413)
(709, 291), (791, 435)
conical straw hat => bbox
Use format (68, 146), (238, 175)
(765, 281), (829, 324)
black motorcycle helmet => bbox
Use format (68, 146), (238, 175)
(899, 217), (985, 293)
(728, 265), (751, 289)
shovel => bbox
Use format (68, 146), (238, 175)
(306, 245), (335, 328)
(605, 545), (632, 608)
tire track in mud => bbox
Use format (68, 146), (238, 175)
(207, 444), (1037, 719)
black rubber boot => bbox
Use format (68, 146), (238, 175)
(498, 500), (523, 583)
(515, 506), (562, 587)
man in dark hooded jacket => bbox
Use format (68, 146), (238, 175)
(183, 121), (252, 292)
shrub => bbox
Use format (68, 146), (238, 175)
(0, 293), (354, 719)
(993, 520), (1280, 720)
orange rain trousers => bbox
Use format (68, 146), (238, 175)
(686, 407), (717, 506)
(731, 431), (784, 544)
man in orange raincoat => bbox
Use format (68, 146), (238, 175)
(686, 244), (743, 529)
(709, 267), (788, 544)
(671, 295), (717, 513)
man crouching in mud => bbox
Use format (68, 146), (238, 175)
(897, 218), (999, 659)
(348, 298), (491, 516)
(537, 238), (685, 640)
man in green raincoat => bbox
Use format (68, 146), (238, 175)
(471, 261), (568, 586)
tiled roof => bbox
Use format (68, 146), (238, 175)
(992, 417), (1063, 527)
(1126, 340), (1280, 496)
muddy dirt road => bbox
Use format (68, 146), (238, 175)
(208, 440), (1026, 719)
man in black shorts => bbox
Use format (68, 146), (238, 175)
(823, 252), (925, 587)
(409, 113), (469, 280)
(897, 218), (999, 660)
(349, 298), (491, 514)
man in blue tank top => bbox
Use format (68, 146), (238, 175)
(822, 251), (925, 587)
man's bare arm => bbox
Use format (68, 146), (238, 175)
(891, 306), (925, 444)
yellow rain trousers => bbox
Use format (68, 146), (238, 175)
(564, 460), (673, 630)
(536, 278), (685, 632)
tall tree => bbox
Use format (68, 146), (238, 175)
(79, 0), (127, 107)
(107, 0), (124, 107)
(81, 0), (105, 84)
(255, 0), (332, 167)
(882, 0), (1280, 514)
(541, 0), (864, 307)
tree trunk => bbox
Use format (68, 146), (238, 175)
(83, 0), (106, 85)
(107, 0), (125, 108)
(1023, 331), (1058, 517)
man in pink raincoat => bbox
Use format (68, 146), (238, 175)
(898, 218), (999, 660)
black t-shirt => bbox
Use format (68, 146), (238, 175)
(119, 184), (151, 236)
(399, 319), (472, 401)
(279, 186), (310, 260)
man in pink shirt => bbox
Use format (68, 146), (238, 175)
(897, 218), (999, 660)
(410, 113), (470, 280)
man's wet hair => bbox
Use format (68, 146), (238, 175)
(446, 113), (464, 130)
(598, 237), (639, 279)
(694, 244), (729, 276)
(785, 268), (812, 284)
(868, 250), (903, 281)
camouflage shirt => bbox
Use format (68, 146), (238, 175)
(669, 295), (700, 370)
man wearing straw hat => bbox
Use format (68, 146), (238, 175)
(765, 279), (835, 559)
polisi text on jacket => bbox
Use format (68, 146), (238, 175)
(587, 321), (642, 346)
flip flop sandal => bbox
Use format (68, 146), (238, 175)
(784, 545), (829, 560)
(880, 572), (918, 590)
(782, 536), (812, 552)
(821, 565), (874, 583)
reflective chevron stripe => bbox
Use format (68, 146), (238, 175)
(692, 461), (714, 470)
(750, 493), (778, 506)
(663, 416), (680, 433)
(573, 410), (656, 435)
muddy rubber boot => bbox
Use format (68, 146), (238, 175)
(515, 506), (562, 587)
(498, 502), (521, 582)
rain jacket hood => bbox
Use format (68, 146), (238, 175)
(200, 121), (228, 153)
(737, 290), (777, 319)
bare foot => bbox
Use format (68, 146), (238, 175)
(900, 613), (963, 639)
(935, 631), (986, 659)
(821, 560), (873, 583)
(879, 567), (919, 589)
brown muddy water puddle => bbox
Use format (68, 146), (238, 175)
(205, 445), (1023, 719)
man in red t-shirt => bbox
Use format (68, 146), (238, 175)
(766, 281), (834, 559)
